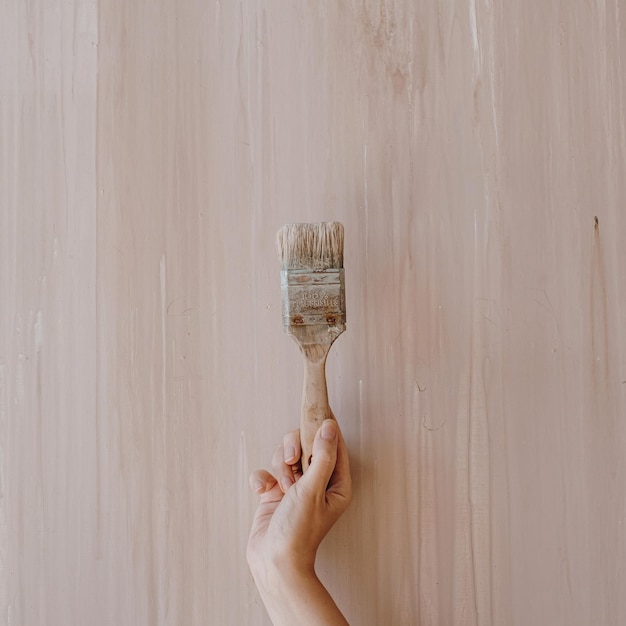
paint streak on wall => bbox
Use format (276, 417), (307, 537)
(1, 1), (625, 625)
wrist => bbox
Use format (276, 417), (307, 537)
(251, 560), (318, 622)
(250, 550), (315, 595)
(250, 555), (350, 625)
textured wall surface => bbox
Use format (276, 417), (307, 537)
(2, 1), (625, 624)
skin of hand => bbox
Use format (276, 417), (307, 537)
(247, 418), (352, 625)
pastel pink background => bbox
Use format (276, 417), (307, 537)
(2, 1), (625, 624)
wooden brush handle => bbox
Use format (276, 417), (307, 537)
(300, 357), (332, 472)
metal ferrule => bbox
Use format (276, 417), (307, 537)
(281, 268), (346, 326)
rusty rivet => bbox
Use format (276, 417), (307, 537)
(293, 316), (305, 325)
(326, 314), (336, 324)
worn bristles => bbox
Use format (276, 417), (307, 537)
(277, 222), (344, 270)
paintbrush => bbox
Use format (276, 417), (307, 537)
(277, 222), (346, 471)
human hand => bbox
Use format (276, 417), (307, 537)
(247, 418), (352, 625)
(247, 417), (352, 574)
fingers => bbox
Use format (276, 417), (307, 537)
(249, 469), (277, 494)
(327, 423), (352, 504)
(251, 422), (346, 501)
(272, 444), (300, 494)
(283, 429), (301, 465)
(299, 419), (339, 495)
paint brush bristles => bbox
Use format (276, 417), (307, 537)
(277, 222), (344, 271)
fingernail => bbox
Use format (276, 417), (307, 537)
(321, 420), (336, 441)
(280, 476), (293, 492)
(285, 445), (297, 463)
(253, 480), (264, 492)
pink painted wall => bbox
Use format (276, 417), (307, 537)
(2, 1), (625, 624)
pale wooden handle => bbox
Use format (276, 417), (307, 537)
(300, 358), (331, 472)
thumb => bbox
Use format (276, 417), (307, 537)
(300, 419), (338, 494)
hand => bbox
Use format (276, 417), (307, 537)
(247, 418), (352, 625)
